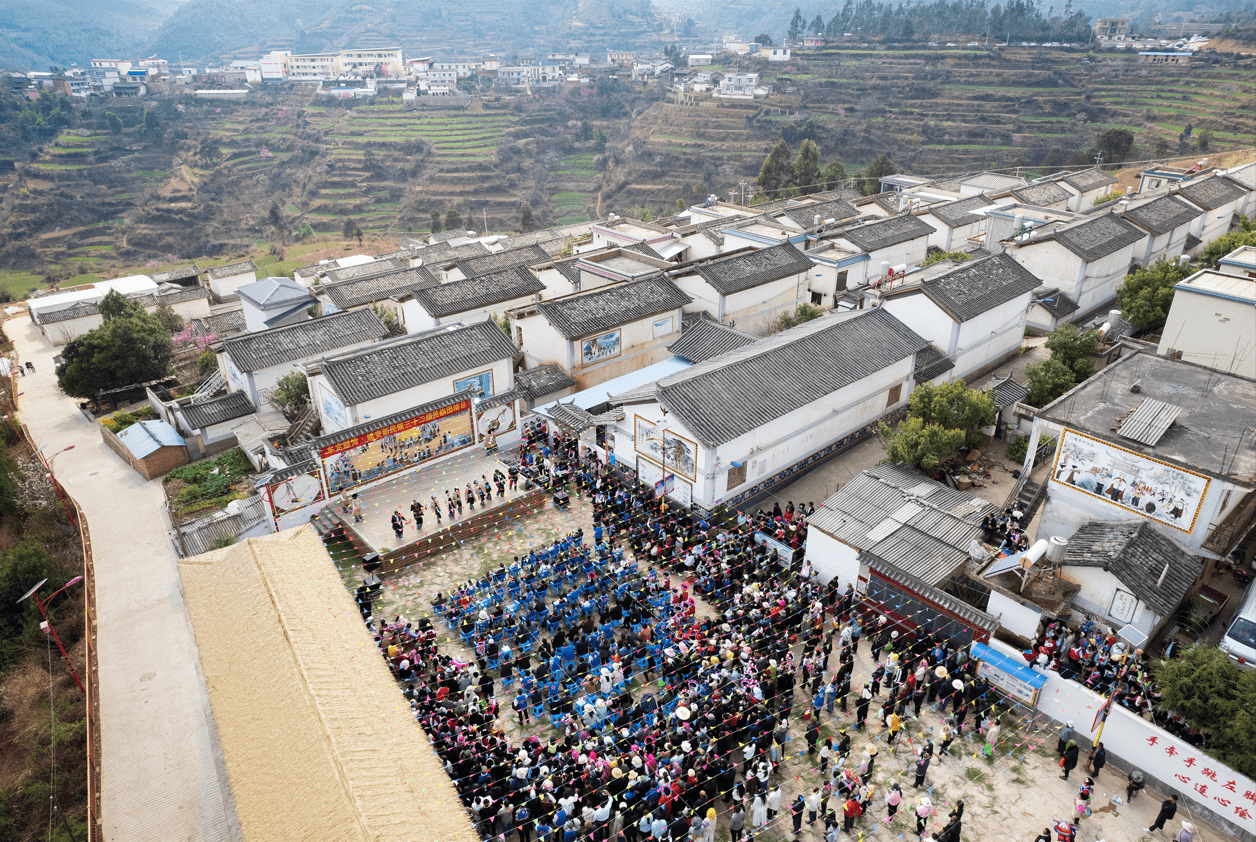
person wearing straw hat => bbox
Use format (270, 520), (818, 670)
(1175, 820), (1195, 842)
(915, 795), (934, 838)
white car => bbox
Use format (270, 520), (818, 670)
(946, 43), (957, 47)
(1220, 584), (1256, 669)
(968, 41), (981, 46)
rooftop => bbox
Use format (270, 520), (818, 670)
(808, 463), (995, 586)
(181, 391), (256, 430)
(236, 277), (314, 311)
(655, 307), (928, 447)
(1011, 180), (1073, 207)
(913, 344), (956, 383)
(206, 259), (258, 280)
(980, 372), (1029, 411)
(1062, 520), (1200, 617)
(779, 199), (859, 229)
(416, 241), (491, 265)
(833, 213), (934, 252)
(1121, 194), (1202, 235)
(1176, 174), (1249, 211)
(147, 264), (201, 284)
(535, 274), (692, 340)
(917, 252), (1043, 322)
(454, 244), (550, 278)
(410, 266), (545, 318)
(223, 308), (388, 372)
(320, 320), (518, 406)
(116, 419), (185, 459)
(1031, 287), (1079, 318)
(513, 363), (576, 400)
(323, 257), (404, 284)
(1050, 213), (1147, 262)
(321, 266), (437, 310)
(667, 314), (758, 363)
(1059, 167), (1117, 192)
(1038, 350), (1256, 483)
(927, 194), (995, 228)
(960, 171), (1029, 191)
(190, 308), (246, 338)
(690, 241), (815, 296)
(1173, 268), (1256, 304)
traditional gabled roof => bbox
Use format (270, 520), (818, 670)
(1052, 213), (1146, 262)
(224, 308), (388, 372)
(148, 264), (201, 284)
(181, 391), (255, 430)
(811, 187), (865, 203)
(780, 199), (858, 229)
(961, 172), (1027, 191)
(834, 213), (934, 252)
(321, 267), (437, 310)
(454, 244), (550, 278)
(320, 320), (518, 406)
(1176, 175), (1248, 211)
(39, 301), (100, 324)
(691, 242), (814, 296)
(1031, 287), (1079, 318)
(1060, 167), (1117, 192)
(429, 228), (475, 243)
(667, 315), (757, 363)
(1011, 181), (1072, 206)
(623, 241), (665, 260)
(928, 195), (994, 228)
(410, 267), (545, 318)
(206, 259), (258, 280)
(514, 364), (575, 400)
(323, 258), (405, 284)
(656, 308), (927, 448)
(237, 277), (314, 311)
(131, 286), (212, 309)
(1122, 194), (1202, 235)
(913, 344), (956, 383)
(191, 308), (246, 337)
(920, 252), (1042, 322)
(979, 373), (1029, 411)
(417, 241), (491, 265)
(1062, 520), (1200, 617)
(536, 275), (692, 340)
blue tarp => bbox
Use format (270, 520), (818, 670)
(971, 641), (1048, 689)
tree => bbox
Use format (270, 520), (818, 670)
(592, 127), (607, 152)
(106, 111), (122, 135)
(98, 289), (143, 321)
(370, 302), (402, 337)
(920, 250), (973, 268)
(430, 210), (443, 234)
(153, 301), (184, 334)
(354, 225), (363, 246)
(754, 34), (775, 46)
(820, 161), (847, 189)
(579, 120), (592, 141)
(793, 139), (821, 194)
(788, 8), (805, 42)
(1118, 257), (1193, 332)
(445, 207), (463, 231)
(143, 108), (160, 134)
(1196, 129), (1213, 152)
(1200, 226), (1256, 268)
(0, 540), (63, 670)
(55, 311), (173, 398)
(879, 416), (967, 471)
(343, 217), (358, 238)
(810, 13), (825, 34)
(907, 379), (997, 447)
(1025, 358), (1077, 407)
(757, 139), (793, 194)
(1044, 322), (1100, 380)
(519, 202), (534, 233)
(862, 154), (897, 195)
(1096, 128), (1134, 164)
(663, 43), (683, 66)
(1155, 645), (1256, 777)
(268, 371), (310, 419)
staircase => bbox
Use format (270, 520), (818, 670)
(189, 371), (226, 401)
(283, 404), (319, 446)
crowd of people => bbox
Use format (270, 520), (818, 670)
(360, 435), (1004, 842)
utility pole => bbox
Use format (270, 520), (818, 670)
(1094, 151), (1104, 168)
(739, 180), (749, 204)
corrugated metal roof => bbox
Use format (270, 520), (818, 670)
(116, 420), (185, 459)
(1117, 397), (1181, 446)
(864, 554), (999, 631)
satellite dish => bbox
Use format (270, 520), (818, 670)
(17, 578), (47, 604)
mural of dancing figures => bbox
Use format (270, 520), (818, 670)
(1050, 429), (1211, 533)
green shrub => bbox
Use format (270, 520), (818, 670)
(1006, 433), (1030, 464)
(197, 350), (217, 376)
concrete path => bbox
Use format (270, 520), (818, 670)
(7, 315), (240, 842)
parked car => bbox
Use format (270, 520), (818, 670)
(1219, 584), (1256, 669)
(968, 41), (981, 46)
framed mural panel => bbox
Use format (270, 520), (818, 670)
(453, 370), (494, 398)
(637, 455), (664, 495)
(1109, 588), (1138, 625)
(662, 430), (697, 481)
(319, 398), (473, 493)
(635, 416), (663, 461)
(581, 330), (621, 366)
(1050, 429), (1211, 533)
(265, 468), (327, 530)
(476, 401), (516, 442)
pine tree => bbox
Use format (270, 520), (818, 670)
(756, 140), (793, 195)
(793, 139), (821, 194)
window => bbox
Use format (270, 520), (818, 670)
(886, 383), (903, 407)
(726, 462), (747, 490)
(835, 269), (849, 291)
(515, 326), (524, 347)
(811, 291), (824, 306)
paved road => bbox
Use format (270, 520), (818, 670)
(8, 315), (240, 842)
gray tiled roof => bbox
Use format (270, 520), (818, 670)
(237, 277), (313, 311)
(1060, 167), (1117, 192)
(979, 373), (1029, 411)
(961, 172), (1027, 191)
(313, 392), (472, 450)
(132, 286), (212, 308)
(223, 308), (388, 372)
(1032, 287), (1079, 318)
(429, 228), (476, 243)
(928, 195), (994, 228)
(811, 187), (865, 203)
(1227, 162), (1256, 190)
(418, 241), (491, 265)
(454, 244), (550, 278)
(835, 213), (934, 252)
(148, 265), (201, 284)
(1062, 520), (1199, 617)
(514, 363), (575, 399)
(550, 256), (582, 287)
(920, 253), (1043, 322)
(191, 308), (246, 337)
(1122, 195), (1202, 235)
(321, 266), (437, 310)
(781, 199), (858, 229)
(692, 242), (814, 296)
(808, 463), (995, 587)
(206, 259), (258, 280)
(1176, 175), (1248, 211)
(323, 257), (405, 284)
(39, 301), (100, 324)
(320, 320), (518, 406)
(537, 275), (692, 340)
(623, 241), (666, 260)
(1052, 213), (1147, 262)
(667, 315), (758, 362)
(1011, 181), (1073, 206)
(181, 391), (255, 429)
(410, 266), (545, 318)
(913, 344), (956, 383)
(656, 307), (928, 447)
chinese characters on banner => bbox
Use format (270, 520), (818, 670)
(1142, 734), (1255, 826)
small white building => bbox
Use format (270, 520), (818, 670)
(1156, 268), (1256, 378)
(1217, 245), (1256, 278)
(237, 277), (316, 333)
(205, 259), (260, 302)
(29, 277), (210, 346)
(1120, 194), (1204, 265)
(759, 46), (791, 61)
(1055, 167), (1119, 212)
(1174, 174), (1251, 247)
(916, 194), (995, 252)
(400, 266), (546, 333)
(670, 241), (815, 333)
(827, 213), (935, 285)
(174, 391), (257, 459)
(317, 263), (436, 329)
(715, 72), (768, 99)
(687, 54), (714, 66)
(219, 308), (388, 409)
(877, 253), (1042, 382)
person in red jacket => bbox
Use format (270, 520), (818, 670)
(843, 797), (863, 832)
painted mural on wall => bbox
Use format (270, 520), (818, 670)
(476, 402), (516, 442)
(454, 370), (494, 398)
(635, 416), (663, 460)
(319, 398), (472, 493)
(663, 430), (697, 480)
(1050, 429), (1211, 533)
(265, 468), (327, 530)
(581, 330), (621, 366)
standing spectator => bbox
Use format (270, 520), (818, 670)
(1056, 721), (1075, 756)
(806, 787), (822, 825)
(915, 796), (934, 838)
(885, 783), (902, 824)
(1060, 740), (1080, 781)
(790, 795), (805, 835)
(728, 804), (746, 842)
(1149, 795), (1178, 833)
(1088, 742), (1107, 777)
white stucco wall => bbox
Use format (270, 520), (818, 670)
(1156, 288), (1256, 378)
(986, 589), (1044, 640)
(208, 270), (258, 301)
(1059, 565), (1160, 634)
(802, 528), (861, 586)
(951, 294), (1034, 380)
(41, 313), (105, 346)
